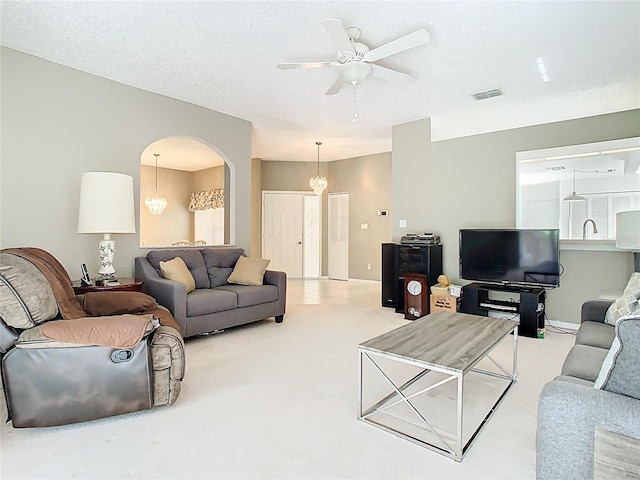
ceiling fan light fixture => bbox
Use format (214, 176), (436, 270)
(339, 62), (372, 85)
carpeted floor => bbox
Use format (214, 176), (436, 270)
(1, 279), (576, 479)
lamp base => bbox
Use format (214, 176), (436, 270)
(96, 273), (118, 284)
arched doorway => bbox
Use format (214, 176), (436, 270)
(139, 136), (233, 247)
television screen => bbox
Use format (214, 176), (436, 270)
(459, 229), (560, 287)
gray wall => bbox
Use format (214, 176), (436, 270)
(392, 112), (640, 324)
(327, 153), (392, 280)
(1, 47), (252, 278)
(260, 153), (391, 280)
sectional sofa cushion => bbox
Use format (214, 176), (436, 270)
(228, 257), (270, 286)
(604, 272), (640, 326)
(147, 249), (210, 289)
(594, 316), (640, 400)
(160, 257), (196, 293)
(201, 248), (244, 287)
(560, 344), (610, 382)
(575, 320), (616, 350)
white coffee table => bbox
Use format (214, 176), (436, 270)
(358, 311), (518, 462)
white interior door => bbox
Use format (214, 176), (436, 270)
(328, 192), (349, 280)
(263, 193), (304, 278)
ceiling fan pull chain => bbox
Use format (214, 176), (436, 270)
(352, 83), (358, 123)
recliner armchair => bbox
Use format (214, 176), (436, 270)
(0, 248), (185, 428)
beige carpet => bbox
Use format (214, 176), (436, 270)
(0, 279), (576, 479)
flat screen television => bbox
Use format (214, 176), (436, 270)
(459, 229), (560, 288)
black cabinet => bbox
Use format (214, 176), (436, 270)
(460, 282), (545, 338)
(381, 243), (443, 314)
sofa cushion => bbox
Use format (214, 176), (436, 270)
(201, 248), (244, 287)
(160, 257), (196, 293)
(147, 250), (210, 289)
(561, 344), (610, 382)
(186, 289), (237, 316)
(217, 284), (279, 308)
(0, 253), (58, 329)
(575, 321), (616, 349)
(604, 272), (640, 326)
(594, 316), (640, 400)
(228, 257), (270, 286)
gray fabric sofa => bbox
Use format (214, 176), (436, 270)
(536, 300), (640, 479)
(135, 247), (286, 338)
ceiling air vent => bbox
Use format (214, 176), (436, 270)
(547, 166), (566, 171)
(471, 88), (504, 101)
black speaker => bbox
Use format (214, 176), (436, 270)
(381, 243), (396, 307)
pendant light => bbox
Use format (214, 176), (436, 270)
(145, 153), (168, 214)
(309, 141), (328, 195)
(563, 170), (586, 202)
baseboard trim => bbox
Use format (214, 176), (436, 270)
(545, 319), (579, 331)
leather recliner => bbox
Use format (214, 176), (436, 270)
(0, 248), (185, 428)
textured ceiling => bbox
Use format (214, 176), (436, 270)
(2, 1), (639, 165)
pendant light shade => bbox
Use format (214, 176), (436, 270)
(145, 153), (168, 215)
(309, 141), (327, 195)
(563, 170), (586, 202)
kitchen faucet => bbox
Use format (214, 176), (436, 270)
(582, 218), (598, 239)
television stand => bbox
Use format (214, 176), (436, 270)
(460, 282), (546, 338)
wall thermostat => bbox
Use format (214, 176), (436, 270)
(377, 210), (388, 216)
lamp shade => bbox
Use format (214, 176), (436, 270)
(78, 172), (136, 234)
(616, 210), (640, 250)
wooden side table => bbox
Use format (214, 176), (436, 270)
(72, 278), (143, 295)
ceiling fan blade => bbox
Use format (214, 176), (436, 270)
(364, 29), (430, 63)
(277, 62), (337, 70)
(321, 19), (354, 55)
(325, 76), (346, 95)
(370, 64), (410, 82)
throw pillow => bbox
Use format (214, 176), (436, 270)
(594, 315), (640, 400)
(604, 272), (640, 326)
(159, 257), (196, 293)
(227, 256), (270, 286)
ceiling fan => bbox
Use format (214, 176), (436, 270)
(277, 19), (430, 95)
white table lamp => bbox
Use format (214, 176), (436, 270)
(616, 210), (640, 272)
(78, 172), (136, 281)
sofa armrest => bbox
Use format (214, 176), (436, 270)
(536, 380), (640, 480)
(264, 270), (286, 316)
(135, 257), (187, 333)
(581, 300), (613, 324)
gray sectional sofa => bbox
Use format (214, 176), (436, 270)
(135, 247), (286, 338)
(536, 300), (640, 479)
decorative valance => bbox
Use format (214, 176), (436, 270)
(188, 189), (224, 211)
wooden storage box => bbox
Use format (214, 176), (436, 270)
(430, 294), (457, 312)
